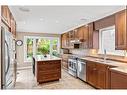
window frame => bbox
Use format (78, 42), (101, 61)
(98, 25), (125, 56)
(24, 36), (60, 62)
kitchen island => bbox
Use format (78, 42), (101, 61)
(34, 56), (61, 83)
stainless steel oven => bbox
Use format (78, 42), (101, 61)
(68, 57), (78, 77)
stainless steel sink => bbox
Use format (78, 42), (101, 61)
(94, 59), (111, 63)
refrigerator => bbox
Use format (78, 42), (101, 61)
(1, 26), (17, 89)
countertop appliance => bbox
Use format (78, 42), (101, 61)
(77, 59), (86, 81)
(1, 26), (17, 89)
(68, 55), (78, 77)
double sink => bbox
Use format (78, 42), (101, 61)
(94, 59), (111, 63)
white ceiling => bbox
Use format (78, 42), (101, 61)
(9, 6), (125, 34)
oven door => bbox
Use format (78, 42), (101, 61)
(68, 59), (77, 76)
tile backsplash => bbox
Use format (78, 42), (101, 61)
(69, 49), (98, 56)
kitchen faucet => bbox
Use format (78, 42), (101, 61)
(104, 49), (107, 61)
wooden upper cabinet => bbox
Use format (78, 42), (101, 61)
(1, 5), (17, 37)
(61, 33), (66, 48)
(61, 33), (69, 49)
(83, 26), (89, 48)
(1, 6), (11, 27)
(88, 23), (99, 49)
(69, 30), (75, 39)
(74, 26), (89, 48)
(1, 6), (8, 21)
(6, 7), (11, 27)
(11, 14), (16, 37)
(115, 9), (127, 50)
(88, 23), (94, 48)
(94, 15), (115, 30)
(76, 26), (84, 40)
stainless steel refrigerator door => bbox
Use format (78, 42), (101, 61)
(1, 27), (14, 89)
(5, 31), (14, 89)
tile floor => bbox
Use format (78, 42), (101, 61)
(14, 67), (94, 89)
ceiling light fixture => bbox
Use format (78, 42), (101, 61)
(19, 7), (30, 12)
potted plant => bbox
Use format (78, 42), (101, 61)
(38, 45), (49, 58)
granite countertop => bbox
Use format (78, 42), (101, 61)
(35, 55), (61, 61)
(80, 56), (127, 74)
(110, 67), (127, 74)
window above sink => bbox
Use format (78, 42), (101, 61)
(98, 26), (125, 56)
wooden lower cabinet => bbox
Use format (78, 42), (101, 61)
(62, 61), (68, 70)
(86, 62), (97, 87)
(86, 61), (111, 89)
(35, 60), (61, 83)
(96, 63), (107, 89)
(110, 69), (127, 89)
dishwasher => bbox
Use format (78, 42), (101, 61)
(77, 59), (86, 81)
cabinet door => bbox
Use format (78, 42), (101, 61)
(61, 34), (66, 48)
(88, 23), (99, 49)
(77, 27), (84, 40)
(88, 23), (94, 48)
(1, 6), (8, 21)
(1, 6), (11, 27)
(110, 70), (127, 89)
(69, 30), (75, 39)
(96, 64), (107, 89)
(61, 33), (69, 48)
(68, 30), (75, 48)
(83, 26), (89, 48)
(11, 15), (16, 37)
(115, 9), (127, 50)
(86, 61), (97, 87)
(6, 7), (11, 27)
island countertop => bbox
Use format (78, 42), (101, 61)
(35, 55), (61, 62)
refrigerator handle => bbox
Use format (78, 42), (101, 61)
(5, 40), (10, 75)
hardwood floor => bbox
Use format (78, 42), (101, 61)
(14, 67), (94, 89)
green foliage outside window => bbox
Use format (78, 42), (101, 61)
(37, 39), (50, 56)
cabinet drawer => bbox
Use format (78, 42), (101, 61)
(39, 69), (61, 74)
(38, 60), (61, 65)
(38, 63), (60, 71)
(38, 73), (61, 82)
